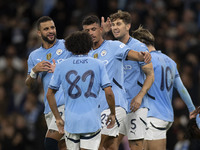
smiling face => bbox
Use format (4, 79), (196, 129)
(83, 22), (103, 45)
(37, 20), (57, 44)
(111, 19), (130, 41)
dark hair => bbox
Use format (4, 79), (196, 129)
(110, 10), (131, 24)
(186, 118), (200, 139)
(82, 15), (100, 26)
(132, 26), (155, 46)
(65, 31), (93, 55)
(36, 16), (53, 30)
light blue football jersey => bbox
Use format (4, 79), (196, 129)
(49, 55), (111, 134)
(196, 114), (200, 129)
(88, 40), (131, 112)
(27, 39), (72, 114)
(124, 37), (149, 113)
(148, 51), (195, 122)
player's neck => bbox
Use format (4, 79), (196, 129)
(93, 38), (104, 50)
(148, 45), (156, 52)
(119, 34), (130, 44)
(42, 40), (56, 49)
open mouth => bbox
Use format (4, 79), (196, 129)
(113, 30), (120, 35)
(48, 34), (55, 39)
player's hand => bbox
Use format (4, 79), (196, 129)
(106, 114), (115, 129)
(196, 106), (200, 114)
(48, 59), (56, 73)
(33, 60), (52, 73)
(130, 96), (142, 112)
(56, 119), (65, 134)
(140, 51), (151, 64)
(190, 106), (200, 119)
(101, 17), (111, 33)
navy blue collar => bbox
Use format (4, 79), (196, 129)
(72, 54), (88, 57)
(92, 40), (106, 51)
(126, 36), (132, 45)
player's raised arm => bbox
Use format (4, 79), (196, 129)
(126, 50), (151, 64)
(130, 63), (154, 112)
(174, 74), (195, 119)
(25, 60), (52, 89)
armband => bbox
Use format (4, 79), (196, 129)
(30, 69), (37, 79)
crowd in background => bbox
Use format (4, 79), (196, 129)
(0, 0), (199, 149)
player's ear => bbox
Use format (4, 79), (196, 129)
(37, 30), (41, 37)
(126, 23), (131, 31)
(99, 26), (104, 35)
(100, 26), (103, 32)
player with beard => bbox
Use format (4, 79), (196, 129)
(25, 16), (72, 150)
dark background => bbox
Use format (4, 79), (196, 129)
(0, 0), (199, 149)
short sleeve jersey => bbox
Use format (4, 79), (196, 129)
(88, 40), (131, 111)
(27, 39), (72, 114)
(124, 37), (149, 113)
(49, 55), (111, 133)
(148, 51), (178, 122)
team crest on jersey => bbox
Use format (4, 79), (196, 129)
(101, 50), (107, 56)
(94, 53), (98, 59)
(56, 49), (63, 55)
(46, 53), (52, 60)
(119, 43), (125, 48)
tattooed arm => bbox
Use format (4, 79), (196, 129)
(130, 63), (154, 112)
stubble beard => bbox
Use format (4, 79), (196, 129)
(42, 34), (56, 44)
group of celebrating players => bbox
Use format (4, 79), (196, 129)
(25, 10), (200, 150)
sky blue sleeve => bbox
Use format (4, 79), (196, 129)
(113, 41), (131, 60)
(48, 65), (61, 91)
(134, 43), (149, 66)
(27, 54), (35, 74)
(100, 61), (111, 89)
(174, 70), (195, 112)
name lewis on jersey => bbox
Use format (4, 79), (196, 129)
(73, 59), (88, 64)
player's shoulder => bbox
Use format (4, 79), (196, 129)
(152, 51), (176, 65)
(106, 40), (125, 47)
(129, 37), (148, 52)
(57, 39), (65, 44)
(88, 56), (103, 64)
(161, 52), (176, 64)
(28, 46), (43, 57)
(129, 37), (140, 45)
(56, 58), (69, 67)
(55, 39), (66, 48)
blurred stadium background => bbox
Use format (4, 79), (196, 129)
(0, 0), (199, 149)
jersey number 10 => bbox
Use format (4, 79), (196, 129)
(160, 66), (173, 91)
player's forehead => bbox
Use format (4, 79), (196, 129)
(39, 20), (55, 29)
(111, 18), (124, 24)
(83, 23), (100, 30)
